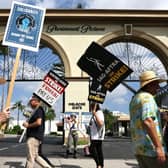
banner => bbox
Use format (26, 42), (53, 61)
(88, 79), (107, 104)
(77, 42), (133, 92)
(3, 1), (46, 52)
(34, 70), (68, 107)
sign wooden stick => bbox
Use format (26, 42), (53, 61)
(93, 103), (97, 112)
(1, 48), (22, 131)
(6, 48), (22, 107)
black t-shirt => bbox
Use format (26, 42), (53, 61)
(26, 106), (45, 141)
(164, 124), (168, 142)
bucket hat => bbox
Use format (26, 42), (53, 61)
(139, 70), (166, 89)
(29, 95), (41, 103)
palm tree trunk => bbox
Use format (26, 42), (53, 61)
(17, 108), (19, 126)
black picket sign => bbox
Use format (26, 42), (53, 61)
(77, 42), (133, 92)
(88, 79), (107, 104)
(77, 42), (113, 78)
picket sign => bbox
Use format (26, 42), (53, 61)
(1, 1), (46, 131)
(77, 42), (133, 103)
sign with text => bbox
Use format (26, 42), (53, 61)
(77, 42), (133, 92)
(88, 79), (107, 104)
(3, 1), (45, 52)
(34, 71), (68, 107)
(68, 102), (86, 110)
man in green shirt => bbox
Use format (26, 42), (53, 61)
(129, 71), (168, 168)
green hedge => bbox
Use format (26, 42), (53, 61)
(5, 125), (24, 135)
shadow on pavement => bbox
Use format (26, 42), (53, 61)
(4, 161), (24, 168)
(125, 161), (139, 168)
(55, 165), (82, 168)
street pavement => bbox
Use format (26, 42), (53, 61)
(0, 135), (139, 168)
(0, 157), (138, 168)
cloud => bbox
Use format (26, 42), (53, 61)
(0, 0), (13, 9)
(2, 0), (168, 9)
(106, 84), (128, 105)
(0, 0), (87, 9)
(36, 0), (57, 8)
(86, 0), (168, 9)
(0, 0), (56, 9)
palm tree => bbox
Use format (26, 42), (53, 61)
(0, 41), (9, 111)
(45, 107), (56, 133)
(13, 101), (25, 125)
(103, 109), (118, 133)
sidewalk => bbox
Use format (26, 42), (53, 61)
(0, 156), (138, 168)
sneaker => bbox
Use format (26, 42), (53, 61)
(73, 150), (77, 158)
(73, 154), (77, 158)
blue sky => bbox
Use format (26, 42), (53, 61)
(1, 0), (168, 122)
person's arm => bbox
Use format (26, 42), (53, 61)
(143, 117), (166, 164)
(23, 118), (42, 128)
(93, 112), (104, 127)
(0, 113), (8, 123)
(91, 103), (104, 127)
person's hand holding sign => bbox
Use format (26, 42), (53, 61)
(0, 107), (10, 124)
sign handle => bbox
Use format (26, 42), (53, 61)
(6, 48), (22, 107)
(1, 48), (22, 131)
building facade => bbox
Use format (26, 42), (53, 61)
(1, 10), (168, 137)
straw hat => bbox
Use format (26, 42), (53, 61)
(139, 71), (166, 89)
(0, 77), (6, 85)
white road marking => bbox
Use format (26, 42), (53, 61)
(0, 147), (8, 151)
(0, 143), (24, 151)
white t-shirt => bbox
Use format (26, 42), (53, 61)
(90, 110), (105, 140)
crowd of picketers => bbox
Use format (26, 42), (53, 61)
(1, 70), (168, 168)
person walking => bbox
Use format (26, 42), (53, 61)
(66, 113), (79, 158)
(89, 102), (105, 168)
(38, 143), (56, 168)
(23, 95), (52, 168)
(129, 70), (168, 168)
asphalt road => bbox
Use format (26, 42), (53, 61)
(0, 135), (135, 160)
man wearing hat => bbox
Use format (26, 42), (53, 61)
(129, 70), (168, 168)
(23, 95), (52, 168)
